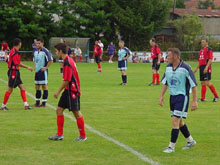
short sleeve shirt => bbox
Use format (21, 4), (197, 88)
(151, 45), (161, 59)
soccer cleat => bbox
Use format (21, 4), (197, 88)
(33, 104), (41, 107)
(148, 83), (155, 86)
(213, 97), (219, 102)
(40, 104), (46, 108)
(0, 106), (9, 111)
(120, 83), (127, 86)
(163, 147), (174, 153)
(48, 134), (64, 141)
(198, 98), (205, 102)
(182, 140), (196, 150)
(96, 70), (102, 73)
(156, 83), (160, 85)
(25, 106), (33, 110)
(74, 136), (87, 141)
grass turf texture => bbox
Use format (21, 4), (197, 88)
(0, 61), (219, 165)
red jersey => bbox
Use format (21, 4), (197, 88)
(7, 48), (20, 70)
(63, 56), (81, 96)
(1, 42), (9, 51)
(151, 45), (161, 59)
(199, 47), (213, 66)
(93, 45), (102, 56)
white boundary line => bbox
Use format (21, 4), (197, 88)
(0, 78), (159, 165)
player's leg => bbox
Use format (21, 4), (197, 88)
(207, 80), (219, 102)
(121, 70), (127, 85)
(18, 84), (32, 110)
(41, 84), (48, 107)
(1, 87), (13, 110)
(48, 107), (65, 140)
(74, 55), (77, 63)
(110, 55), (113, 63)
(72, 110), (87, 141)
(155, 63), (160, 85)
(179, 119), (196, 149)
(96, 56), (102, 72)
(35, 84), (41, 107)
(79, 54), (82, 63)
(199, 81), (207, 101)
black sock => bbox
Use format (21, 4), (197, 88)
(60, 68), (63, 73)
(171, 129), (179, 143)
(42, 90), (48, 106)
(124, 75), (127, 83)
(36, 90), (41, 105)
(180, 124), (190, 138)
(121, 75), (125, 83)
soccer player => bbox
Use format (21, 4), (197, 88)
(48, 43), (87, 141)
(159, 48), (198, 153)
(149, 38), (161, 86)
(118, 40), (131, 85)
(194, 38), (219, 102)
(74, 46), (82, 63)
(93, 41), (103, 73)
(33, 38), (53, 107)
(107, 42), (115, 63)
(0, 38), (33, 110)
(98, 40), (104, 59)
(1, 40), (9, 53)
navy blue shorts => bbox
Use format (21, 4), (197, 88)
(170, 95), (189, 119)
(35, 70), (48, 85)
(118, 60), (127, 71)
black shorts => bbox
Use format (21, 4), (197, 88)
(199, 65), (211, 81)
(152, 58), (160, 71)
(95, 55), (101, 63)
(170, 95), (189, 119)
(8, 69), (23, 88)
(58, 90), (80, 111)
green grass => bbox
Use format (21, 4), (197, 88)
(0, 61), (219, 165)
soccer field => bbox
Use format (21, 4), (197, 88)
(0, 61), (219, 165)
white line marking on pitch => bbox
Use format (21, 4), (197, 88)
(0, 78), (159, 165)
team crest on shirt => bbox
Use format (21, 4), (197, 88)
(170, 77), (180, 87)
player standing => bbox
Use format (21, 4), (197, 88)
(118, 40), (131, 85)
(48, 43), (87, 141)
(159, 48), (197, 153)
(74, 46), (82, 63)
(0, 38), (33, 110)
(93, 41), (103, 73)
(149, 38), (161, 86)
(194, 38), (219, 102)
(33, 38), (53, 107)
(107, 42), (115, 63)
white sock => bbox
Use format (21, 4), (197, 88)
(24, 102), (28, 106)
(186, 135), (193, 143)
(2, 104), (6, 107)
(169, 142), (176, 149)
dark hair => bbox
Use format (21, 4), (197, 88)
(151, 38), (156, 43)
(13, 38), (21, 46)
(36, 38), (44, 43)
(202, 38), (209, 43)
(167, 48), (181, 58)
(54, 43), (67, 54)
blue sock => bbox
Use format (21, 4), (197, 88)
(180, 124), (190, 138)
(171, 129), (179, 143)
(42, 90), (48, 106)
(36, 90), (41, 105)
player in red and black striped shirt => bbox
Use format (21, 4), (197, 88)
(0, 38), (33, 110)
(194, 38), (219, 102)
(49, 43), (87, 141)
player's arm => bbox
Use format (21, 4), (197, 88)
(18, 63), (33, 71)
(193, 64), (199, 74)
(204, 59), (212, 74)
(54, 80), (69, 98)
(159, 84), (167, 106)
(41, 60), (53, 71)
(191, 86), (198, 111)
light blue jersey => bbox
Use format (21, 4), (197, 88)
(33, 48), (53, 72)
(161, 60), (197, 96)
(118, 47), (131, 61)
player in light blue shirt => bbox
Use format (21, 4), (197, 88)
(118, 40), (131, 85)
(159, 48), (198, 153)
(33, 38), (53, 107)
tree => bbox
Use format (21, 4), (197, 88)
(176, 0), (185, 8)
(171, 14), (203, 51)
(198, 0), (215, 9)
